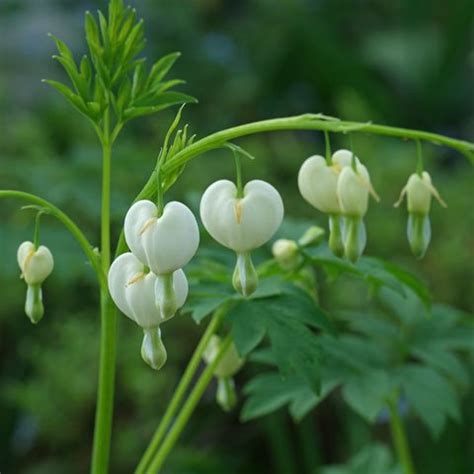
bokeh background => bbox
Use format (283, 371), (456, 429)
(1, 0), (473, 473)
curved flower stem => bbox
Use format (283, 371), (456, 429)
(130, 114), (473, 206)
(146, 334), (233, 473)
(387, 399), (417, 474)
(0, 190), (105, 288)
(135, 304), (230, 474)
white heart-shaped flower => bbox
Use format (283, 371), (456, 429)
(108, 252), (188, 328)
(17, 241), (54, 285)
(124, 200), (199, 275)
(298, 150), (361, 214)
(200, 179), (284, 252)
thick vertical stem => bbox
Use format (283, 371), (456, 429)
(388, 400), (417, 474)
(91, 130), (118, 474)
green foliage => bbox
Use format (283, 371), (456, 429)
(321, 443), (402, 474)
(44, 0), (196, 135)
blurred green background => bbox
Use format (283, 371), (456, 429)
(0, 0), (473, 473)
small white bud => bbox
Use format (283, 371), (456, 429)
(272, 239), (299, 270)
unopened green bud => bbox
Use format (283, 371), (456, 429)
(203, 335), (244, 378)
(298, 225), (325, 247)
(216, 377), (238, 412)
(407, 214), (431, 259)
(328, 214), (344, 258)
(272, 239), (299, 270)
(233, 252), (258, 297)
(141, 327), (167, 370)
(25, 284), (44, 324)
(343, 216), (366, 263)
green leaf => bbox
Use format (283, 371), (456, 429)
(241, 372), (338, 422)
(411, 347), (469, 386)
(342, 369), (393, 422)
(146, 52), (182, 89)
(360, 257), (431, 309)
(227, 285), (332, 392)
(42, 80), (89, 116)
(398, 364), (461, 438)
(321, 443), (401, 474)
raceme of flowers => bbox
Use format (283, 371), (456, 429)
(16, 148), (446, 373)
(17, 241), (54, 324)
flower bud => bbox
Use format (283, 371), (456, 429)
(25, 284), (44, 324)
(216, 377), (238, 412)
(200, 179), (284, 253)
(124, 200), (199, 275)
(141, 327), (167, 370)
(394, 171), (446, 258)
(108, 252), (188, 328)
(272, 239), (299, 270)
(17, 241), (54, 285)
(203, 335), (244, 378)
(297, 225), (325, 247)
(232, 253), (258, 297)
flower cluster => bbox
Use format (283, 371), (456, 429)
(17, 241), (54, 323)
(298, 149), (380, 262)
(108, 199), (199, 370)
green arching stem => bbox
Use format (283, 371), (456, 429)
(387, 399), (417, 474)
(324, 129), (332, 165)
(156, 166), (164, 217)
(146, 334), (233, 473)
(135, 305), (230, 474)
(0, 190), (105, 288)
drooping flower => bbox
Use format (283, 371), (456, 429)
(394, 171), (446, 258)
(17, 241), (54, 324)
(297, 149), (361, 257)
(337, 162), (379, 262)
(200, 179), (284, 296)
(124, 200), (199, 275)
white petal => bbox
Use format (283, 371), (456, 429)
(298, 155), (341, 214)
(124, 200), (157, 265)
(17, 241), (35, 273)
(337, 166), (370, 216)
(141, 201), (200, 274)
